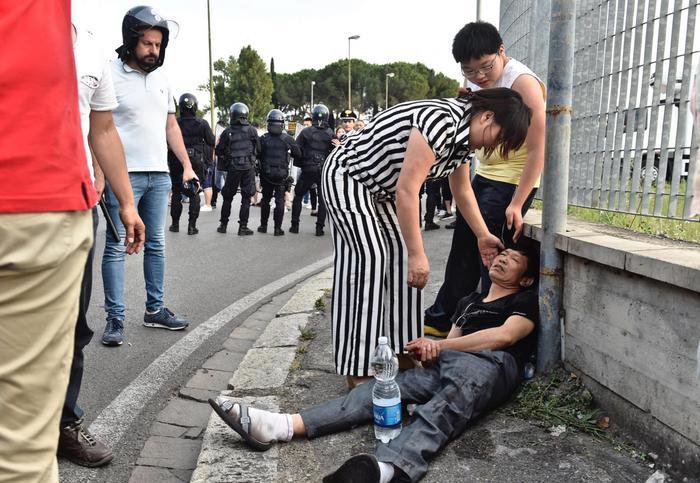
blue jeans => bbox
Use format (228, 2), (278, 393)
(102, 172), (171, 320)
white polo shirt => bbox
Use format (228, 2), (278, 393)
(110, 58), (175, 172)
(73, 27), (118, 181)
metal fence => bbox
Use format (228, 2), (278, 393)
(500, 0), (699, 220)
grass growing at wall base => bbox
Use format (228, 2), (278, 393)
(531, 200), (699, 243)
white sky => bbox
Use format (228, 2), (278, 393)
(72, 0), (500, 111)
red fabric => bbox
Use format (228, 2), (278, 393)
(0, 0), (97, 213)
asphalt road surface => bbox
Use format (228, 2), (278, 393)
(58, 196), (456, 482)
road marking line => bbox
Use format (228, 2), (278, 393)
(88, 256), (333, 448)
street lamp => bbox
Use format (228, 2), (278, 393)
(207, 0), (215, 128)
(347, 34), (360, 110)
(385, 72), (395, 110)
(311, 80), (316, 108)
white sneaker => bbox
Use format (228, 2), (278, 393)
(200, 205), (213, 212)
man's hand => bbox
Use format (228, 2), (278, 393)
(119, 205), (145, 255)
(407, 251), (430, 289)
(405, 337), (442, 363)
(182, 166), (198, 183)
(505, 203), (524, 242)
(478, 233), (504, 268)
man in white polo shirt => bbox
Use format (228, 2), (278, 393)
(58, 23), (146, 467)
(102, 6), (197, 346)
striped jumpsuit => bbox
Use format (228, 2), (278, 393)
(322, 98), (473, 376)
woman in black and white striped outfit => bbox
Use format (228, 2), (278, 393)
(322, 88), (532, 384)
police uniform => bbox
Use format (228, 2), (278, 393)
(168, 113), (215, 231)
(258, 131), (300, 233)
(291, 124), (335, 232)
(216, 122), (260, 232)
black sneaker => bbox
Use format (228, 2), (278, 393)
(445, 220), (457, 229)
(58, 420), (113, 468)
(289, 224), (299, 234)
(143, 308), (188, 331)
(424, 221), (440, 231)
(168, 224), (179, 233)
(101, 318), (124, 346)
(238, 225), (254, 236)
(257, 225), (267, 233)
(315, 226), (325, 236)
(274, 227), (285, 236)
(187, 225), (199, 235)
(322, 454), (380, 483)
(217, 223), (227, 233)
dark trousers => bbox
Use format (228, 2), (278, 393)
(424, 180), (442, 224)
(292, 170), (326, 228)
(259, 179), (286, 229)
(300, 350), (520, 482)
(170, 163), (204, 227)
(212, 184), (220, 206)
(61, 207), (99, 427)
(425, 176), (536, 328)
(220, 167), (256, 226)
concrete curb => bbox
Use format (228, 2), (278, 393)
(190, 268), (334, 482)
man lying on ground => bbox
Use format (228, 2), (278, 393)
(209, 244), (539, 483)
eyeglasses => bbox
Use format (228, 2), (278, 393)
(461, 56), (498, 78)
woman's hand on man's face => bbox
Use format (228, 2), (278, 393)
(407, 251), (430, 289)
(477, 233), (504, 268)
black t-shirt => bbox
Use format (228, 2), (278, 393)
(450, 290), (539, 369)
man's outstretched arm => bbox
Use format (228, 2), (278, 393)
(405, 315), (535, 363)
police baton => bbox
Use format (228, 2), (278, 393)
(99, 195), (121, 243)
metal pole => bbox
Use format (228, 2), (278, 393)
(207, 0), (215, 128)
(348, 38), (352, 110)
(385, 72), (394, 110)
(311, 81), (315, 108)
(538, 0), (576, 374)
(476, 0), (482, 20)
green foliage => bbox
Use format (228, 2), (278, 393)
(298, 326), (317, 341)
(200, 46), (460, 123)
(200, 46), (273, 124)
(314, 296), (326, 311)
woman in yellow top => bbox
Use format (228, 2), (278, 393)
(425, 21), (546, 337)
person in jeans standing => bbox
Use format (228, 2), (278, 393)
(424, 21), (546, 337)
(102, 6), (197, 346)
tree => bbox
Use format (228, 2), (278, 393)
(234, 46), (274, 124)
(200, 46), (274, 124)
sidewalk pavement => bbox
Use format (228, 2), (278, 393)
(186, 267), (657, 482)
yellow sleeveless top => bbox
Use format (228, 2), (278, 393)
(468, 59), (546, 187)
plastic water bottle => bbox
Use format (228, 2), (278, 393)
(370, 336), (402, 443)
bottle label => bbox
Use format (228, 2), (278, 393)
(373, 397), (402, 428)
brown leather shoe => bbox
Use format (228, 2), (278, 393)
(57, 420), (113, 467)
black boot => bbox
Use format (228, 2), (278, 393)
(217, 223), (227, 233)
(238, 224), (254, 236)
(169, 223), (179, 233)
(274, 227), (285, 236)
(424, 221), (440, 231)
(315, 226), (325, 236)
(257, 225), (267, 233)
(289, 223), (299, 234)
(188, 224), (199, 235)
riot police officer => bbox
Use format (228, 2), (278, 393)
(291, 104), (335, 236)
(169, 93), (216, 235)
(216, 102), (260, 236)
(257, 109), (301, 236)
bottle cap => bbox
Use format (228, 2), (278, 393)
(378, 336), (388, 344)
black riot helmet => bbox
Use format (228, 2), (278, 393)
(178, 93), (197, 117)
(311, 104), (330, 128)
(266, 109), (285, 135)
(229, 102), (249, 125)
(181, 178), (201, 198)
(116, 6), (177, 72)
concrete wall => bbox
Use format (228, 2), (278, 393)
(523, 212), (700, 475)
